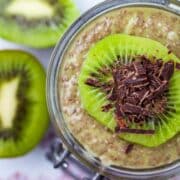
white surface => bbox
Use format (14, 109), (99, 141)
(74, 0), (104, 13)
(0, 0), (103, 179)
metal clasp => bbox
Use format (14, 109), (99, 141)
(46, 139), (109, 180)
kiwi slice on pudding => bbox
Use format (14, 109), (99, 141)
(78, 34), (180, 147)
(0, 50), (49, 157)
(0, 0), (79, 48)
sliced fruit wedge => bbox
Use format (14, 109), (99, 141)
(0, 50), (49, 157)
(0, 0), (79, 48)
(78, 34), (180, 147)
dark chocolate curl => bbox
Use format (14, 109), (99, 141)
(118, 128), (155, 134)
(159, 61), (174, 81)
(125, 144), (134, 154)
(176, 63), (180, 70)
(133, 61), (146, 75)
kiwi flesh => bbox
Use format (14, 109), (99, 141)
(0, 50), (49, 157)
(0, 0), (79, 48)
(78, 34), (180, 147)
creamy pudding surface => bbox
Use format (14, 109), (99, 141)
(59, 7), (180, 169)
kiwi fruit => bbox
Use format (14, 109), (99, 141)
(0, 0), (79, 48)
(0, 50), (49, 157)
(78, 34), (180, 147)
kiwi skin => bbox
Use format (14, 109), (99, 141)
(0, 0), (80, 48)
(0, 50), (49, 157)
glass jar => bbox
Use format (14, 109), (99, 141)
(47, 0), (180, 179)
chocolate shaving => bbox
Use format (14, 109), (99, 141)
(138, 90), (150, 105)
(115, 126), (120, 133)
(108, 88), (116, 101)
(176, 63), (180, 70)
(133, 61), (146, 75)
(117, 128), (155, 134)
(85, 78), (113, 94)
(150, 78), (161, 89)
(159, 61), (174, 81)
(115, 103), (125, 118)
(153, 60), (163, 76)
(125, 144), (134, 154)
(122, 103), (142, 115)
(102, 104), (113, 112)
(124, 77), (148, 87)
(122, 103), (151, 116)
(146, 81), (168, 102)
(126, 96), (139, 105)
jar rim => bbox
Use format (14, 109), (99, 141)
(47, 0), (180, 178)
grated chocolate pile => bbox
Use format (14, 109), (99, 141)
(85, 56), (175, 134)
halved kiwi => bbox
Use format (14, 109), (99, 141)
(0, 50), (49, 157)
(78, 34), (180, 147)
(0, 0), (79, 48)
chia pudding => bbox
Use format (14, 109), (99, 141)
(59, 7), (180, 169)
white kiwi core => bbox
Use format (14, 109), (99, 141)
(0, 78), (19, 128)
(5, 0), (54, 19)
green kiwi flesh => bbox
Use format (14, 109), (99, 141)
(0, 0), (79, 48)
(0, 50), (49, 157)
(78, 34), (180, 147)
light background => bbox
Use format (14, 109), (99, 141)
(0, 0), (103, 179)
(0, 0), (179, 180)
